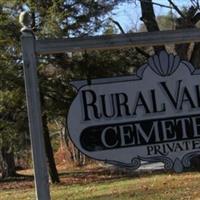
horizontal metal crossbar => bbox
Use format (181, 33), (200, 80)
(36, 28), (200, 54)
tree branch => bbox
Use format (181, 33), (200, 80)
(190, 42), (200, 67)
(139, 0), (166, 53)
(168, 0), (186, 18)
(192, 12), (200, 24)
(191, 0), (200, 10)
(109, 18), (125, 34)
(138, 0), (172, 9)
(109, 18), (149, 58)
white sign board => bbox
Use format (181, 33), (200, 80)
(67, 51), (200, 172)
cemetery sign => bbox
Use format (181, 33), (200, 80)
(67, 51), (200, 172)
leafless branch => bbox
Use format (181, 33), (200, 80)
(138, 0), (172, 9)
(191, 0), (200, 10)
(139, 0), (166, 53)
(109, 18), (125, 34)
(109, 18), (149, 58)
(192, 12), (200, 23)
(168, 0), (186, 18)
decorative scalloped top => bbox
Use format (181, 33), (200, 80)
(148, 51), (181, 76)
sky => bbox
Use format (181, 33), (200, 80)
(113, 0), (193, 31)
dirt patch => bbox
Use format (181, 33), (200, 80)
(59, 167), (134, 185)
(0, 175), (34, 190)
(0, 166), (164, 190)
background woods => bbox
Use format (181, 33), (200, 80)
(1, 0), (200, 183)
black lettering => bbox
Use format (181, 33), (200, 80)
(166, 143), (174, 152)
(147, 145), (154, 155)
(174, 143), (184, 152)
(132, 92), (151, 115)
(150, 89), (166, 113)
(160, 80), (182, 109)
(81, 89), (101, 121)
(195, 85), (200, 107)
(115, 93), (131, 117)
(154, 145), (166, 156)
(100, 94), (116, 118)
(192, 140), (200, 149)
(179, 87), (196, 109)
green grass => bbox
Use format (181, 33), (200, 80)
(0, 171), (200, 200)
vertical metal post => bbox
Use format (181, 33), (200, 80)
(21, 30), (50, 200)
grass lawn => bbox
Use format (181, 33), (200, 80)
(0, 168), (200, 200)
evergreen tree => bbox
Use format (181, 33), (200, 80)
(0, 0), (129, 180)
(0, 3), (26, 177)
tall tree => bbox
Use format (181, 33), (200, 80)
(0, 3), (26, 178)
(140, 0), (166, 53)
(139, 0), (200, 63)
(1, 0), (128, 180)
(30, 0), (125, 181)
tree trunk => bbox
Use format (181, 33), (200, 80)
(140, 0), (166, 53)
(42, 113), (60, 183)
(174, 17), (192, 60)
(190, 42), (200, 67)
(65, 113), (83, 166)
(71, 145), (86, 166)
(1, 147), (16, 178)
